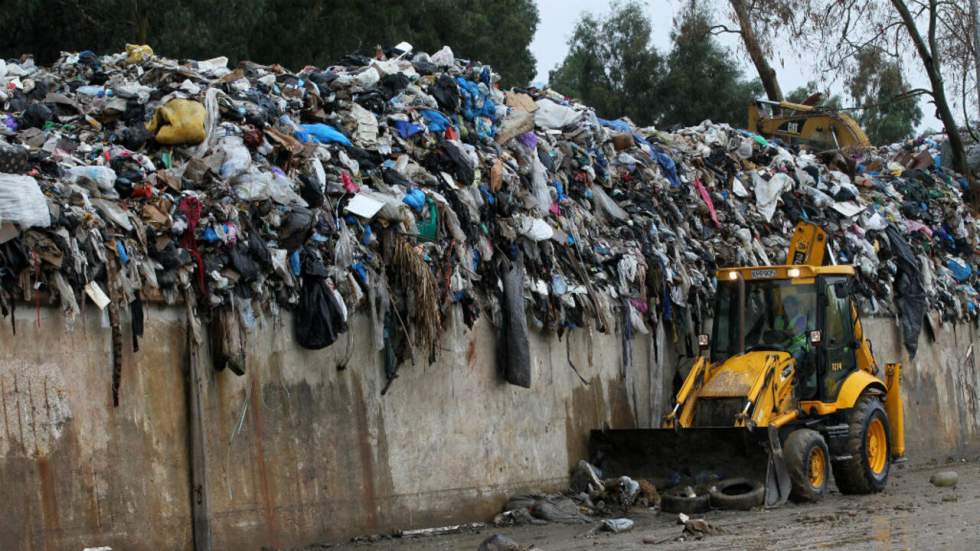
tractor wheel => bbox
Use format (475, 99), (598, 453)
(832, 395), (890, 494)
(784, 428), (830, 502)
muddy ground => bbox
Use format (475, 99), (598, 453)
(319, 461), (980, 551)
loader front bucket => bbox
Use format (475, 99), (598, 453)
(590, 428), (788, 506)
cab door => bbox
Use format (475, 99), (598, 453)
(819, 277), (858, 401)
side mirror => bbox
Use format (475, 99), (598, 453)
(809, 330), (822, 346)
(698, 334), (709, 351)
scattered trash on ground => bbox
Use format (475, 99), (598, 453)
(585, 517), (634, 536)
(477, 533), (541, 551)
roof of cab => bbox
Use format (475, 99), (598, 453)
(716, 264), (855, 280)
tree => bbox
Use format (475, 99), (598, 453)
(726, 0), (789, 101)
(848, 50), (923, 145)
(796, 0), (974, 195)
(0, 0), (540, 86)
(657, 1), (764, 127)
(548, 1), (664, 126)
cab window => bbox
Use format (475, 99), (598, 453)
(822, 278), (857, 401)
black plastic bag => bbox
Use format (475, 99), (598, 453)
(431, 73), (460, 113)
(497, 251), (531, 388)
(295, 251), (347, 350)
(886, 225), (926, 358)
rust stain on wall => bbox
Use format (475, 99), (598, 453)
(351, 374), (379, 530)
(36, 456), (61, 550)
(249, 376), (280, 546)
(466, 338), (477, 369)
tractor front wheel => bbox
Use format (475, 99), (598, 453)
(785, 428), (830, 502)
(833, 395), (891, 494)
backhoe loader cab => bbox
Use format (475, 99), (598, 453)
(591, 223), (905, 508)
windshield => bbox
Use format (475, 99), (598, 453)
(711, 279), (817, 363)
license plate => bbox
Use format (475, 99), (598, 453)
(751, 269), (776, 279)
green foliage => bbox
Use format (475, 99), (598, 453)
(549, 0), (762, 128)
(548, 1), (664, 126)
(0, 0), (539, 86)
(848, 50), (922, 145)
(656, 1), (763, 127)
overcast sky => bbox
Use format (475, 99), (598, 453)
(530, 0), (941, 130)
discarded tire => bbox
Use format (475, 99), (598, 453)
(784, 428), (830, 502)
(832, 395), (890, 494)
(660, 491), (710, 514)
(708, 478), (765, 510)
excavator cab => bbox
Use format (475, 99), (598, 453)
(591, 222), (905, 509)
(748, 99), (872, 151)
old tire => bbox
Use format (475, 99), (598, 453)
(784, 428), (830, 502)
(708, 478), (765, 510)
(660, 491), (710, 514)
(832, 395), (890, 494)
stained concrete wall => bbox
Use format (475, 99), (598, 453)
(2, 306), (979, 550)
(199, 312), (658, 549)
(0, 307), (191, 551)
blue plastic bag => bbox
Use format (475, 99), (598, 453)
(403, 189), (426, 211)
(948, 258), (972, 282)
(420, 110), (452, 133)
(392, 119), (424, 138)
(294, 123), (352, 146)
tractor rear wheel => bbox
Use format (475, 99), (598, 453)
(784, 428), (829, 502)
(832, 395), (890, 494)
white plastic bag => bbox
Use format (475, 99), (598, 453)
(534, 98), (584, 129)
(235, 170), (307, 206)
(753, 172), (793, 222)
(430, 45), (455, 66)
(67, 165), (116, 192)
(0, 174), (50, 228)
(218, 136), (251, 179)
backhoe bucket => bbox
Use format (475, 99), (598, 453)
(590, 428), (788, 506)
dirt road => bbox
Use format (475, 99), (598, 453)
(323, 461), (980, 551)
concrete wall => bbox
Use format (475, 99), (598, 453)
(0, 307), (191, 551)
(200, 312), (655, 549)
(2, 306), (979, 550)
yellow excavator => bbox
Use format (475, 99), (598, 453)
(592, 222), (905, 507)
(748, 99), (872, 150)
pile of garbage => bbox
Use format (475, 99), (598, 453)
(494, 460), (658, 529)
(0, 43), (976, 396)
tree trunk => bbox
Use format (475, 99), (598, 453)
(730, 0), (783, 102)
(891, 0), (974, 197)
(971, 0), (980, 121)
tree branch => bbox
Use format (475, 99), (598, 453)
(709, 24), (742, 36)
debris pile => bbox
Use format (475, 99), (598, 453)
(0, 43), (977, 396)
(495, 460), (655, 529)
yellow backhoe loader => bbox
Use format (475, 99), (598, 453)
(592, 222), (905, 507)
(748, 99), (872, 151)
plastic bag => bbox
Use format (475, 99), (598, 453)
(294, 123), (352, 146)
(430, 45), (455, 66)
(146, 99), (206, 145)
(125, 43), (154, 64)
(219, 136), (251, 179)
(235, 170), (307, 206)
(67, 165), (116, 192)
(534, 98), (583, 129)
(0, 174), (50, 228)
